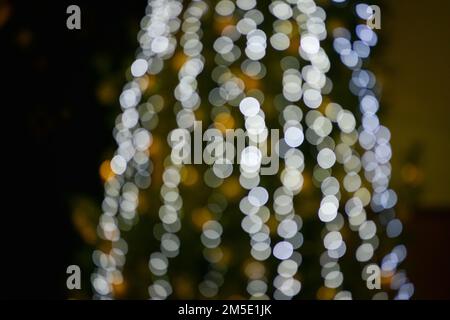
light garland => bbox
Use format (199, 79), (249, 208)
(291, 0), (352, 298)
(330, 0), (413, 300)
(268, 0), (305, 300)
(92, 0), (414, 300)
(147, 0), (208, 299)
(211, 1), (273, 299)
(237, 19), (273, 301)
(91, 0), (182, 299)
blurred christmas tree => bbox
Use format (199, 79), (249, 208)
(71, 0), (414, 300)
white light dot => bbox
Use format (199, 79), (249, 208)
(111, 155), (127, 175)
(303, 89), (322, 109)
(319, 202), (338, 222)
(93, 277), (110, 295)
(270, 33), (290, 51)
(248, 187), (269, 207)
(241, 146), (262, 168)
(324, 231), (343, 250)
(122, 109), (139, 128)
(271, 1), (293, 20)
(356, 243), (374, 262)
(273, 241), (294, 260)
(317, 148), (336, 169)
(301, 35), (320, 55)
(152, 36), (169, 54)
(131, 59), (148, 77)
(237, 0), (256, 10)
(215, 0), (235, 16)
(277, 219), (298, 239)
(213, 36), (234, 54)
(337, 110), (356, 133)
(239, 97), (260, 117)
(120, 89), (138, 109)
(285, 127), (304, 148)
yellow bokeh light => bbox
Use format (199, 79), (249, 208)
(316, 286), (336, 300)
(191, 207), (213, 230)
(181, 165), (199, 187)
(214, 112), (235, 133)
(220, 176), (243, 200)
(172, 52), (188, 71)
(99, 159), (114, 182)
(112, 281), (127, 298)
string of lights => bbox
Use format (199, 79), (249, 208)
(147, 0), (208, 299)
(91, 0), (183, 299)
(330, 0), (413, 299)
(91, 0), (414, 300)
(268, 1), (306, 300)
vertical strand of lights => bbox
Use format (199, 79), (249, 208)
(92, 0), (416, 300)
(147, 0), (208, 300)
(197, 153), (229, 298)
(330, 0), (413, 300)
(191, 0), (246, 299)
(211, 0), (272, 299)
(321, 100), (370, 300)
(187, 0), (232, 298)
(268, 0), (305, 300)
(323, 95), (381, 297)
(294, 0), (376, 299)
(323, 98), (370, 301)
(293, 0), (352, 298)
(196, 171), (229, 297)
(304, 58), (371, 300)
(235, 0), (275, 300)
(197, 197), (228, 298)
(195, 0), (268, 298)
(91, 0), (182, 299)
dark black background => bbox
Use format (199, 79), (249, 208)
(1, 0), (147, 299)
